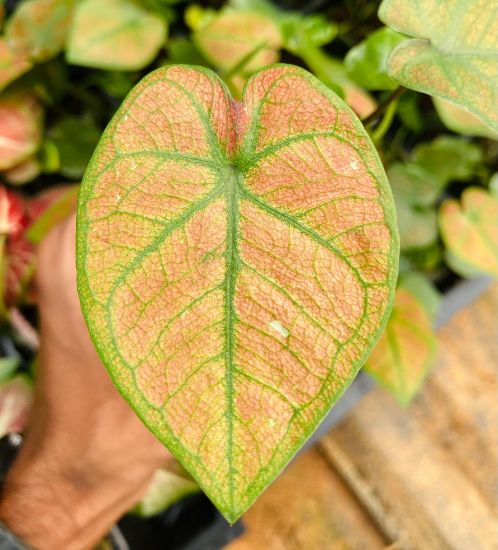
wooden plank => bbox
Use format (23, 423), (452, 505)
(319, 283), (498, 550)
(226, 448), (385, 550)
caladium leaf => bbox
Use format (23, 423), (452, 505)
(0, 39), (32, 93)
(5, 0), (74, 62)
(439, 187), (498, 277)
(3, 155), (41, 185)
(191, 9), (282, 96)
(365, 281), (437, 405)
(379, 0), (498, 133)
(433, 98), (498, 140)
(77, 64), (398, 521)
(66, 0), (168, 70)
(0, 92), (43, 171)
(191, 8), (282, 71)
(5, 186), (78, 306)
(0, 186), (27, 238)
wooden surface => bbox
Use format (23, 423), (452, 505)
(227, 283), (498, 550)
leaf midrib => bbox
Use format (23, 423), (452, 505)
(224, 166), (241, 512)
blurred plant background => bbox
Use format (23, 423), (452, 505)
(0, 0), (497, 517)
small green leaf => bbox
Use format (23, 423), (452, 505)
(365, 283), (437, 405)
(281, 13), (337, 52)
(0, 356), (20, 383)
(5, 0), (74, 62)
(412, 136), (483, 188)
(166, 37), (208, 66)
(388, 163), (438, 251)
(77, 64), (398, 521)
(439, 187), (498, 277)
(48, 116), (101, 178)
(345, 27), (405, 90)
(66, 0), (168, 70)
(379, 0), (498, 133)
(433, 97), (498, 140)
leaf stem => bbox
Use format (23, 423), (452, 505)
(362, 86), (406, 127)
(372, 98), (399, 143)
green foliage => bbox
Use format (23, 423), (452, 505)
(345, 27), (405, 90)
(412, 136), (484, 188)
(388, 162), (438, 251)
(48, 116), (101, 179)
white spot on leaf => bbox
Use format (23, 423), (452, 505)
(269, 320), (289, 339)
(349, 159), (360, 171)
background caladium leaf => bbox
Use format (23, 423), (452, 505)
(4, 186), (78, 307)
(344, 27), (405, 91)
(5, 0), (74, 62)
(0, 39), (32, 94)
(3, 155), (41, 185)
(192, 9), (282, 72)
(439, 187), (498, 278)
(191, 8), (282, 97)
(278, 12), (376, 118)
(77, 64), (398, 521)
(364, 278), (437, 405)
(379, 0), (498, 133)
(433, 98), (498, 140)
(66, 0), (168, 70)
(0, 92), (43, 171)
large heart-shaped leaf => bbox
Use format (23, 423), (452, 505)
(439, 187), (498, 277)
(77, 64), (398, 521)
(66, 0), (167, 70)
(379, 0), (498, 133)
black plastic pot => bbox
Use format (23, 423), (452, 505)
(117, 494), (244, 550)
